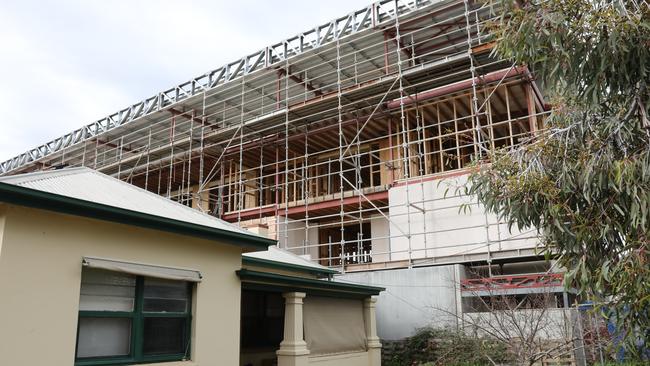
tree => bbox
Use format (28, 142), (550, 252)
(425, 270), (614, 366)
(462, 290), (596, 366)
(469, 0), (650, 354)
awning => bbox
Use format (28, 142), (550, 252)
(237, 269), (384, 298)
(82, 256), (202, 282)
(304, 296), (367, 355)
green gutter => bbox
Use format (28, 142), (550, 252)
(242, 255), (338, 277)
(237, 269), (384, 297)
(0, 182), (276, 250)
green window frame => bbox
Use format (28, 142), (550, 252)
(75, 275), (192, 366)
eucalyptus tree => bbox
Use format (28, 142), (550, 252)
(470, 0), (650, 353)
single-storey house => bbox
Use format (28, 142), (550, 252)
(0, 167), (382, 366)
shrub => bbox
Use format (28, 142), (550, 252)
(383, 327), (512, 366)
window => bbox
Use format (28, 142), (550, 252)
(76, 267), (192, 365)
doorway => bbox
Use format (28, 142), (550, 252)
(240, 290), (284, 366)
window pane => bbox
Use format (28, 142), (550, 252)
(79, 268), (136, 311)
(142, 317), (187, 356)
(143, 278), (189, 312)
(76, 317), (131, 358)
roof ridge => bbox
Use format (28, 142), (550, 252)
(0, 166), (90, 185)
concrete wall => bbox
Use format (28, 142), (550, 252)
(0, 204), (243, 366)
(388, 175), (538, 262)
(339, 265), (462, 340)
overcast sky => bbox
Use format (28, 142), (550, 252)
(0, 0), (371, 162)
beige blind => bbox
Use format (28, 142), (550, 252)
(303, 296), (366, 355)
(82, 256), (202, 282)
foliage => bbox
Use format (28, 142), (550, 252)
(462, 292), (582, 365)
(470, 0), (650, 355)
(383, 327), (511, 366)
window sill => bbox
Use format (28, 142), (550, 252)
(76, 359), (194, 366)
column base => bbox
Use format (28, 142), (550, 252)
(367, 336), (382, 349)
(368, 345), (381, 365)
(277, 348), (310, 366)
(276, 348), (310, 356)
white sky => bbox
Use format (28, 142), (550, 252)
(0, 0), (371, 162)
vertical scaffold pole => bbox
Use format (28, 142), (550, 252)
(237, 77), (246, 224)
(303, 124), (310, 256)
(198, 91), (207, 210)
(336, 37), (346, 272)
(356, 115), (364, 263)
(283, 58), (290, 251)
(167, 116), (175, 198)
(464, 0), (492, 274)
(394, 1), (413, 267)
(144, 128), (151, 191)
(415, 104), (429, 256)
(187, 110), (194, 205)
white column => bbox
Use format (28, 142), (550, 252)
(277, 292), (310, 366)
(364, 296), (382, 365)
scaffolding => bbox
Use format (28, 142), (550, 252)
(0, 0), (548, 271)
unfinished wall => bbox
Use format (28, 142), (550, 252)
(278, 217), (319, 260)
(388, 175), (538, 263)
(370, 215), (390, 263)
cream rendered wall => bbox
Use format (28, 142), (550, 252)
(308, 351), (370, 365)
(0, 204), (243, 366)
(0, 205), (5, 258)
(388, 175), (538, 261)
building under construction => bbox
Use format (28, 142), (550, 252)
(1, 0), (576, 342)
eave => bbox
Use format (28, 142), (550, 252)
(237, 269), (383, 298)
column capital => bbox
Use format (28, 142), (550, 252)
(283, 292), (306, 304)
(283, 291), (307, 299)
(363, 295), (378, 308)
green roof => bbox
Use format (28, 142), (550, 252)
(0, 169), (276, 250)
(242, 246), (338, 277)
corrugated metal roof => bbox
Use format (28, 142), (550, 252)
(243, 245), (336, 273)
(0, 167), (263, 240)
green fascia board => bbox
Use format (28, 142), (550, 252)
(242, 256), (338, 277)
(0, 182), (275, 250)
(236, 269), (384, 297)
